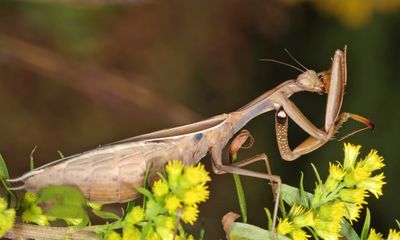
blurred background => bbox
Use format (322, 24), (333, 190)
(1, 0), (400, 238)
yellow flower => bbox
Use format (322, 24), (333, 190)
(358, 150), (385, 172)
(291, 228), (310, 240)
(182, 184), (210, 206)
(368, 228), (384, 240)
(181, 206), (199, 225)
(314, 228), (340, 240)
(187, 235), (195, 240)
(345, 166), (371, 187)
(125, 206), (145, 225)
(152, 179), (169, 198)
(343, 143), (361, 170)
(194, 184), (210, 203)
(292, 209), (315, 228)
(105, 231), (121, 240)
(325, 163), (346, 191)
(0, 209), (15, 237)
(0, 198), (7, 212)
(165, 195), (182, 214)
(343, 203), (362, 223)
(182, 190), (199, 206)
(122, 227), (141, 240)
(277, 218), (294, 236)
(315, 218), (342, 240)
(147, 231), (161, 240)
(339, 188), (368, 205)
(329, 163), (346, 180)
(288, 204), (305, 218)
(388, 229), (400, 240)
(166, 160), (184, 178)
(318, 201), (345, 221)
(183, 164), (211, 186)
(357, 173), (386, 199)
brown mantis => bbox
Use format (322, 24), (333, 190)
(8, 47), (373, 234)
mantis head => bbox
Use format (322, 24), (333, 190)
(296, 70), (325, 94)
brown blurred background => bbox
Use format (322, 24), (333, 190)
(1, 0), (400, 238)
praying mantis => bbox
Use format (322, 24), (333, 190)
(8, 47), (373, 234)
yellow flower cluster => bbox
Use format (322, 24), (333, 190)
(21, 192), (52, 226)
(0, 197), (15, 237)
(106, 160), (210, 240)
(280, 0), (400, 28)
(277, 143), (385, 240)
(368, 228), (400, 240)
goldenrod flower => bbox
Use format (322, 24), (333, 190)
(125, 206), (145, 225)
(166, 160), (184, 178)
(182, 189), (199, 205)
(183, 164), (211, 186)
(292, 210), (315, 228)
(165, 195), (182, 214)
(193, 184), (210, 203)
(368, 228), (384, 240)
(317, 201), (345, 221)
(343, 143), (361, 170)
(122, 227), (141, 240)
(325, 163), (346, 191)
(344, 165), (371, 187)
(105, 231), (121, 240)
(339, 188), (368, 205)
(358, 150), (385, 172)
(181, 205), (199, 225)
(288, 204), (305, 218)
(357, 173), (386, 199)
(187, 235), (195, 240)
(277, 218), (294, 236)
(388, 229), (400, 240)
(147, 231), (161, 240)
(155, 215), (175, 230)
(329, 163), (346, 180)
(153, 179), (169, 198)
(343, 202), (362, 223)
(0, 208), (15, 237)
(0, 198), (7, 212)
(291, 228), (310, 240)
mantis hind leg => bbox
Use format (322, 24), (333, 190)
(211, 130), (281, 238)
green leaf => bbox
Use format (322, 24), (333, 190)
(198, 219), (206, 240)
(29, 146), (37, 170)
(233, 173), (247, 223)
(92, 208), (121, 221)
(136, 187), (153, 200)
(280, 184), (313, 206)
(228, 222), (290, 240)
(341, 219), (361, 240)
(142, 162), (153, 208)
(310, 163), (322, 185)
(264, 208), (272, 231)
(0, 154), (9, 180)
(360, 208), (371, 240)
(57, 150), (65, 158)
(37, 186), (88, 222)
(299, 172), (309, 208)
(396, 219), (400, 228)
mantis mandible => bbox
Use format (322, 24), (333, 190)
(9, 47), (373, 234)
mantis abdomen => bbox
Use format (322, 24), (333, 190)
(23, 141), (183, 203)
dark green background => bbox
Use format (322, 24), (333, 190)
(0, 1), (398, 238)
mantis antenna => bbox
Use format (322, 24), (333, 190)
(259, 58), (304, 73)
(284, 48), (309, 71)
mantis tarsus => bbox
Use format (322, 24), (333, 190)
(8, 47), (373, 234)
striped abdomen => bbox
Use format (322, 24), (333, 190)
(22, 141), (182, 203)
